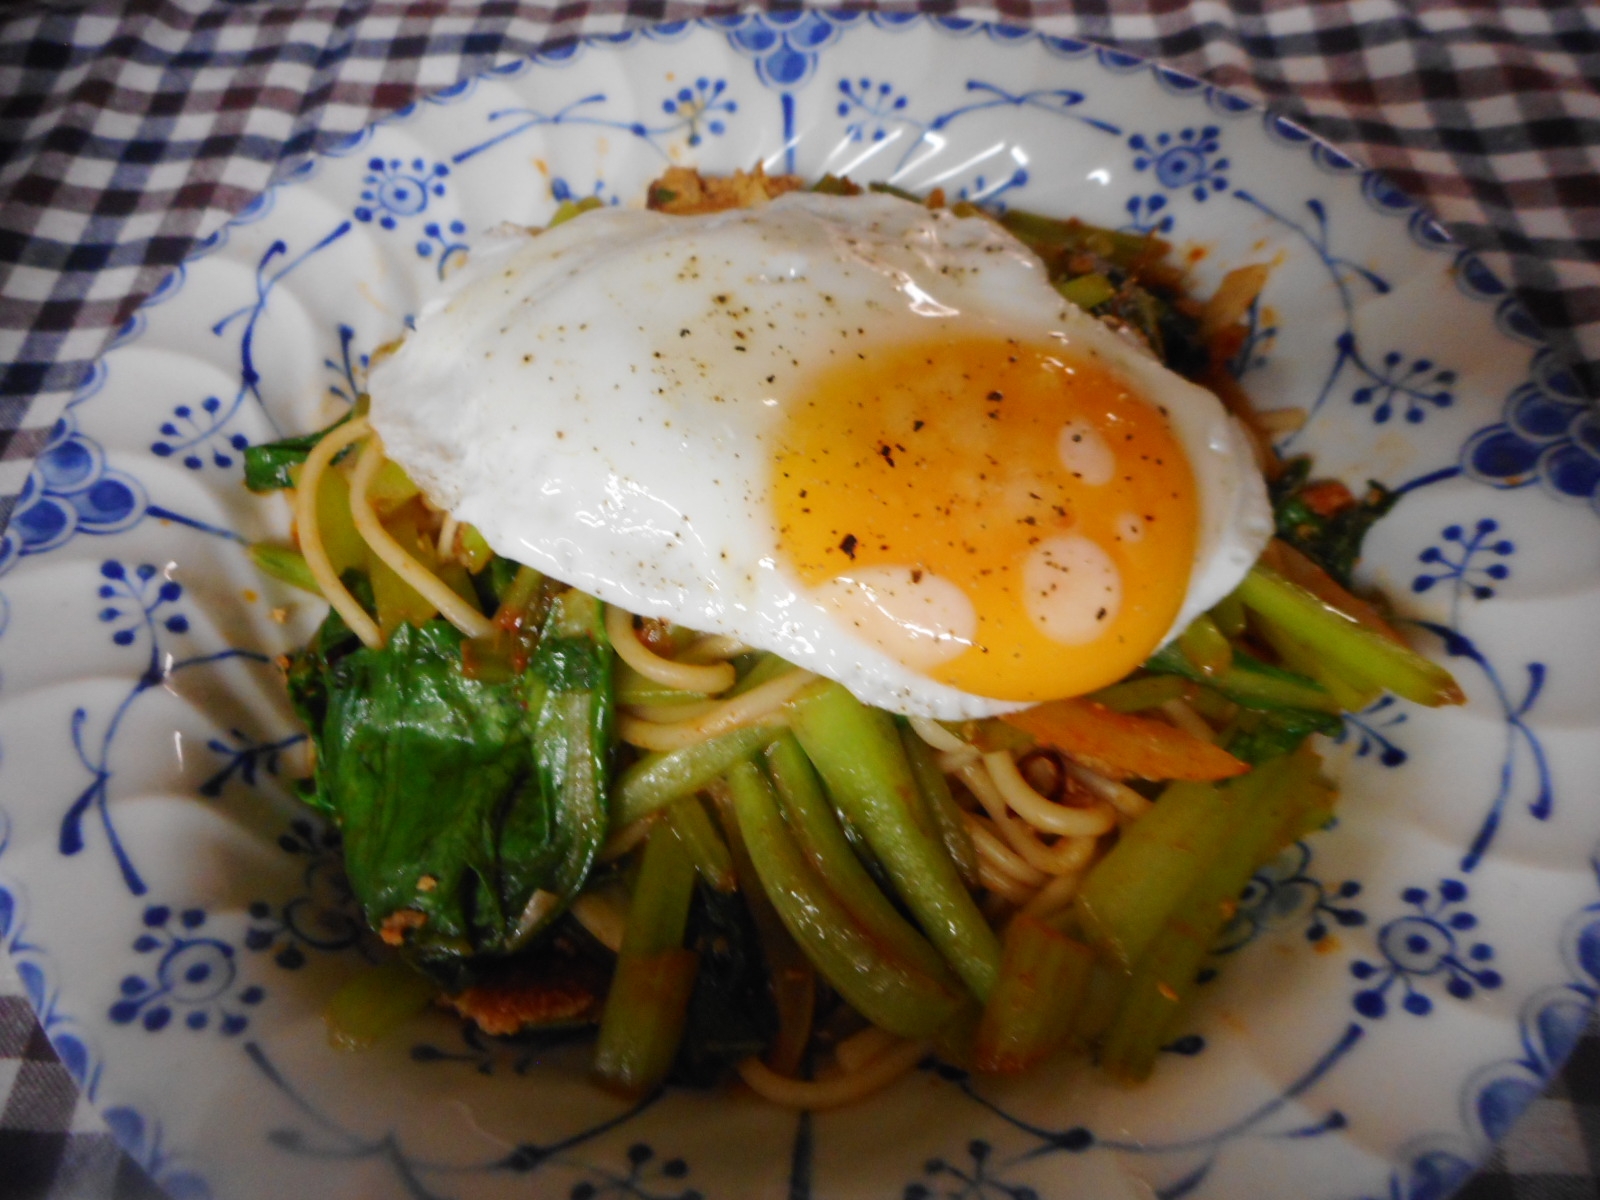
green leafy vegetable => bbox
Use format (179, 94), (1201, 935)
(289, 588), (612, 967)
(1270, 456), (1398, 587)
(672, 880), (777, 1087)
(243, 417), (352, 493)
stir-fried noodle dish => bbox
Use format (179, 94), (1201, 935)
(246, 169), (1463, 1109)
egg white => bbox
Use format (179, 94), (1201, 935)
(368, 191), (1271, 718)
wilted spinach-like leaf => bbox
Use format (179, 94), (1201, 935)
(291, 589), (613, 966)
(1270, 457), (1398, 588)
(242, 416), (354, 493)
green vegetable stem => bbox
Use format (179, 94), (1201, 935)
(594, 821), (700, 1096)
(785, 681), (1002, 1000)
(1072, 779), (1236, 971)
(613, 722), (783, 827)
(762, 732), (958, 988)
(1236, 565), (1463, 707)
(897, 724), (980, 889)
(972, 915), (1094, 1073)
(1098, 752), (1318, 1080)
(725, 759), (966, 1039)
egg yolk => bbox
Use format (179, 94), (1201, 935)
(771, 333), (1199, 701)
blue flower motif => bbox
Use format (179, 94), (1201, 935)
(97, 560), (186, 649)
(1336, 694), (1409, 767)
(325, 323), (367, 407)
(565, 1143), (699, 1200)
(1350, 880), (1501, 1018)
(1414, 519), (1514, 603)
(957, 169), (1030, 208)
(905, 1140), (1038, 1200)
(0, 411), (146, 576)
(355, 157), (450, 230)
(151, 395), (249, 470)
(102, 1107), (213, 1200)
(245, 818), (369, 970)
(1129, 126), (1229, 201)
(412, 1022), (545, 1076)
(1347, 343), (1456, 424)
(660, 76), (736, 146)
(551, 177), (617, 207)
(1123, 193), (1171, 234)
(1214, 842), (1366, 955)
(838, 76), (910, 142)
(109, 904), (264, 1035)
(1462, 349), (1600, 513)
(417, 218), (469, 279)
(199, 727), (304, 797)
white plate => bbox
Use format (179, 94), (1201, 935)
(3, 14), (1598, 1200)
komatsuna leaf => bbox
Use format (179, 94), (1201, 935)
(300, 598), (613, 964)
(242, 416), (352, 492)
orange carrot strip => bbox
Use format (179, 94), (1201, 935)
(1001, 697), (1249, 782)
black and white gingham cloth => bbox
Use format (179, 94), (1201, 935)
(2, 2), (1597, 1197)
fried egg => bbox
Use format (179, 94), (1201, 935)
(367, 191), (1272, 719)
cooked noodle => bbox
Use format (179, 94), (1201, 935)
(982, 751), (1117, 838)
(736, 1038), (929, 1110)
(681, 632), (750, 663)
(1019, 869), (1086, 921)
(908, 715), (969, 754)
(617, 669), (814, 751)
(834, 1026), (902, 1075)
(1065, 760), (1153, 820)
(958, 762), (1097, 876)
(598, 814), (657, 863)
(435, 513), (459, 562)
(1158, 697), (1216, 743)
(348, 436), (495, 641)
(605, 605), (738, 694)
(623, 699), (723, 724)
(975, 858), (1036, 905)
(293, 417), (382, 649)
(961, 812), (1049, 887)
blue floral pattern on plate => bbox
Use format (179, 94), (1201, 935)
(0, 15), (1594, 1200)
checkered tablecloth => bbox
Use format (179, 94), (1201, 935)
(1, 2), (1596, 1197)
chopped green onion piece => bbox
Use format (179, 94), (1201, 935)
(1087, 674), (1191, 714)
(622, 821), (698, 955)
(763, 732), (957, 986)
(550, 196), (604, 227)
(1147, 643), (1341, 714)
(726, 652), (797, 698)
(898, 723), (980, 887)
(1177, 613), (1233, 677)
(594, 822), (701, 1096)
(457, 523), (493, 573)
(250, 543), (323, 596)
(1211, 591), (1248, 639)
(1073, 779), (1235, 970)
(614, 658), (714, 706)
(1099, 753), (1314, 1080)
(593, 949), (699, 1097)
(710, 781), (816, 1076)
(1055, 272), (1117, 310)
(325, 963), (436, 1051)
